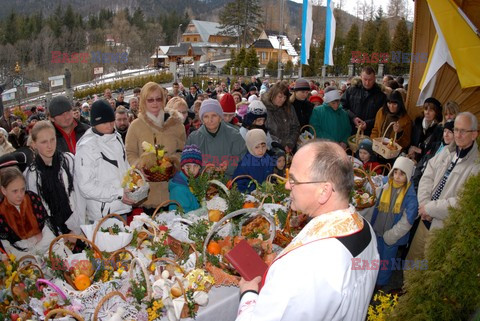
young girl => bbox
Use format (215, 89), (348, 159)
(0, 166), (56, 256)
(356, 139), (382, 175)
(168, 145), (202, 213)
(233, 129), (274, 193)
(24, 121), (84, 235)
(370, 156), (418, 287)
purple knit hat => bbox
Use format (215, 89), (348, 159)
(181, 144), (203, 167)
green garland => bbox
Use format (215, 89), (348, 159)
(390, 173), (480, 320)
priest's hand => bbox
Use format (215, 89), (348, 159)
(239, 276), (262, 294)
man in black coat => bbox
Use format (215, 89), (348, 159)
(341, 66), (386, 136)
(48, 95), (90, 154)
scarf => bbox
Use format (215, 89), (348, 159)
(147, 110), (165, 128)
(378, 178), (409, 214)
(422, 118), (436, 134)
(34, 152), (73, 235)
(0, 195), (40, 240)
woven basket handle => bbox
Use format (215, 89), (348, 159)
(128, 258), (152, 301)
(300, 124), (317, 138)
(266, 173), (287, 184)
(230, 175), (258, 190)
(381, 121), (398, 142)
(92, 213), (128, 245)
(208, 179), (230, 196)
(48, 234), (102, 266)
(149, 256), (186, 276)
(355, 126), (364, 144)
(353, 167), (376, 202)
(152, 200), (183, 219)
(202, 208), (276, 264)
(259, 194), (276, 207)
(92, 291), (126, 321)
(371, 163), (392, 176)
(45, 308), (85, 321)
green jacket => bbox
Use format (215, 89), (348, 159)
(309, 102), (352, 144)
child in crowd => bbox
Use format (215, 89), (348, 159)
(272, 148), (286, 178)
(233, 129), (274, 193)
(357, 139), (382, 174)
(0, 166), (55, 257)
(370, 156), (418, 287)
(168, 145), (202, 213)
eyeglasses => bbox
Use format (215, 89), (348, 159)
(146, 97), (163, 103)
(453, 128), (477, 135)
(288, 177), (335, 192)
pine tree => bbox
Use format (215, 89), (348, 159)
(245, 46), (260, 75)
(63, 4), (75, 31)
(235, 47), (247, 74)
(390, 18), (410, 75)
(373, 20), (390, 67)
(4, 12), (18, 45)
(306, 43), (317, 76)
(219, 0), (263, 48)
(284, 60), (294, 77)
(343, 23), (360, 69)
(360, 20), (377, 64)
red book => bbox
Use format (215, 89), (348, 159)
(225, 239), (268, 282)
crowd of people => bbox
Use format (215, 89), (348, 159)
(0, 65), (478, 320)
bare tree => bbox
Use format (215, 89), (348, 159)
(387, 0), (406, 18)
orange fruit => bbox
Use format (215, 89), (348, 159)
(73, 274), (91, 291)
(242, 202), (256, 209)
(208, 209), (223, 222)
(207, 241), (221, 255)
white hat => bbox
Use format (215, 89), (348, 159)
(324, 90), (341, 104)
(248, 95), (258, 103)
(82, 102), (89, 108)
(389, 156), (415, 183)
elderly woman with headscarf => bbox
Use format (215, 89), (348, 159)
(125, 82), (186, 211)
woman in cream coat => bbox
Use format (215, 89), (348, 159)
(125, 82), (186, 210)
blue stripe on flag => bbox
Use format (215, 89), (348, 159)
(301, 0), (308, 65)
(324, 0), (332, 65)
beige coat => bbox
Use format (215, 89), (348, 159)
(418, 141), (479, 229)
(125, 110), (186, 208)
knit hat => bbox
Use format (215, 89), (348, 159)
(358, 139), (374, 156)
(245, 129), (267, 155)
(181, 144), (203, 167)
(219, 93), (236, 114)
(389, 156), (415, 183)
(324, 90), (341, 104)
(294, 78), (310, 91)
(243, 100), (267, 127)
(0, 152), (27, 172)
(90, 100), (115, 126)
(199, 99), (224, 121)
(48, 95), (72, 118)
(309, 95), (323, 104)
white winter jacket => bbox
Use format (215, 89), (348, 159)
(24, 152), (87, 234)
(74, 128), (131, 221)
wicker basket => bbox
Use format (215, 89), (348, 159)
(92, 291), (126, 321)
(45, 308), (84, 321)
(372, 122), (402, 159)
(202, 208), (276, 287)
(91, 213), (131, 253)
(228, 174), (259, 190)
(48, 234), (103, 291)
(348, 127), (369, 153)
(10, 263), (44, 303)
(125, 168), (150, 203)
(144, 163), (175, 182)
(352, 168), (376, 210)
(297, 125), (316, 147)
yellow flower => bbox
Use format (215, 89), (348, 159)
(157, 150), (165, 158)
(8, 253), (16, 262)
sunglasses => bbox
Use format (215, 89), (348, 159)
(146, 97), (163, 103)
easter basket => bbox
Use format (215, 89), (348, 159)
(139, 140), (176, 182)
(297, 125), (316, 147)
(352, 168), (376, 210)
(122, 167), (150, 203)
(88, 213), (133, 253)
(202, 208), (276, 287)
(372, 122), (402, 159)
(348, 127), (369, 153)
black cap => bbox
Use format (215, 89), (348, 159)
(90, 100), (115, 126)
(48, 95), (72, 118)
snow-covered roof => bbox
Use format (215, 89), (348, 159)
(268, 35), (298, 57)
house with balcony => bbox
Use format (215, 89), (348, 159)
(250, 30), (298, 66)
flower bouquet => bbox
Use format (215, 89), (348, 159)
(122, 166), (150, 203)
(138, 141), (175, 182)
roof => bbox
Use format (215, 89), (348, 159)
(251, 39), (274, 49)
(150, 46), (171, 59)
(167, 43), (204, 56)
(268, 35), (298, 57)
(183, 20), (238, 42)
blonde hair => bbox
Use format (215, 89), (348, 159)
(30, 120), (55, 142)
(139, 82), (166, 115)
(444, 101), (460, 121)
(165, 96), (188, 112)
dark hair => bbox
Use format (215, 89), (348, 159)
(387, 80), (400, 90)
(133, 87), (141, 93)
(424, 97), (443, 122)
(384, 90), (406, 117)
(302, 140), (353, 201)
(396, 76), (404, 86)
(384, 75), (394, 81)
(0, 166), (24, 189)
(362, 66), (376, 75)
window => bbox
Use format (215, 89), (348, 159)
(261, 52), (267, 61)
(186, 37), (190, 41)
